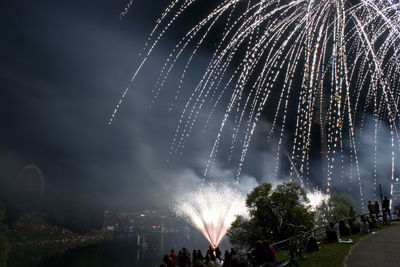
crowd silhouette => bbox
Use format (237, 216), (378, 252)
(160, 241), (276, 267)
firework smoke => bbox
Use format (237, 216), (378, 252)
(113, 0), (400, 208)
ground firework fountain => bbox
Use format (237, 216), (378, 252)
(174, 184), (248, 247)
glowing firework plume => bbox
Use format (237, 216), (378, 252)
(112, 0), (400, 207)
(174, 184), (248, 247)
(306, 188), (331, 211)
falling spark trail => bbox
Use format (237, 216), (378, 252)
(120, 0), (134, 20)
(114, 0), (400, 203)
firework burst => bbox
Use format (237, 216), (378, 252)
(112, 0), (400, 207)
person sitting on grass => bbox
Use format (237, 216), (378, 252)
(365, 215), (376, 230)
(262, 240), (277, 266)
(371, 214), (379, 228)
(339, 220), (351, 237)
(333, 221), (341, 241)
(359, 215), (370, 234)
(321, 222), (338, 244)
(306, 235), (320, 252)
(349, 219), (360, 234)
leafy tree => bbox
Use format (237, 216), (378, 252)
(315, 193), (356, 225)
(228, 182), (314, 248)
(0, 202), (9, 267)
(228, 216), (260, 249)
(330, 193), (356, 219)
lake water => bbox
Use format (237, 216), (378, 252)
(15, 231), (231, 267)
(37, 241), (160, 267)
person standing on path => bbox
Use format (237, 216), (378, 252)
(374, 200), (380, 220)
(367, 200), (374, 217)
(382, 196), (391, 223)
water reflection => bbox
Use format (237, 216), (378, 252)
(32, 230), (229, 267)
(37, 240), (157, 267)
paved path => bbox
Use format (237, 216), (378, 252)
(345, 224), (400, 267)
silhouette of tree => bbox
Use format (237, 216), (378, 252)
(228, 182), (314, 248)
(315, 193), (356, 225)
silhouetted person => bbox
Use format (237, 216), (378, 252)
(326, 222), (338, 242)
(374, 200), (380, 219)
(197, 249), (204, 261)
(207, 245), (215, 258)
(204, 254), (214, 267)
(162, 254), (173, 267)
(366, 215), (375, 229)
(339, 220), (351, 237)
(223, 250), (231, 267)
(370, 214), (379, 228)
(215, 246), (222, 260)
(193, 249), (198, 263)
(182, 247), (191, 266)
(169, 249), (177, 267)
(359, 215), (370, 234)
(349, 218), (360, 234)
(230, 247), (237, 257)
(367, 200), (374, 217)
(262, 240), (276, 266)
(348, 206), (356, 224)
(177, 250), (184, 267)
(306, 235), (319, 252)
(251, 240), (265, 265)
(382, 196), (391, 222)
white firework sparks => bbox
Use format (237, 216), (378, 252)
(120, 0), (134, 20)
(174, 184), (248, 247)
(112, 0), (400, 208)
(306, 188), (331, 211)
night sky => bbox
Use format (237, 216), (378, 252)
(0, 1), (264, 214)
(0, 0), (397, 223)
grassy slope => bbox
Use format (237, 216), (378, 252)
(277, 224), (396, 267)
